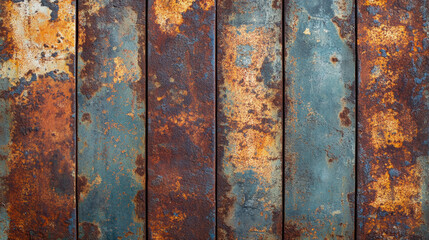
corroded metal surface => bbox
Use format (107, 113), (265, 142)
(358, 0), (429, 238)
(0, 0), (76, 239)
(147, 0), (215, 239)
(217, 1), (283, 239)
(283, 0), (356, 239)
(78, 0), (146, 239)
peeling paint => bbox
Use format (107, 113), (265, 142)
(78, 0), (146, 239)
(217, 0), (283, 239)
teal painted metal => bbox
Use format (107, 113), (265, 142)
(0, 47), (10, 240)
(77, 0), (146, 239)
(284, 0), (355, 239)
(217, 0), (283, 239)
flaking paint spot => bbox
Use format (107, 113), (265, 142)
(0, 0), (75, 81)
(153, 0), (214, 35)
(219, 7), (282, 237)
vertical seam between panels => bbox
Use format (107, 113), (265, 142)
(145, 0), (149, 239)
(354, 0), (359, 239)
(215, 0), (218, 239)
(75, 1), (79, 239)
(281, 0), (286, 239)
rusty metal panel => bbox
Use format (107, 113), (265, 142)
(283, 0), (356, 239)
(357, 0), (429, 238)
(0, 0), (76, 239)
(217, 0), (283, 239)
(77, 0), (146, 239)
(147, 0), (216, 239)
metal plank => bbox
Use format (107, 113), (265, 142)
(217, 1), (283, 239)
(77, 0), (146, 239)
(357, 0), (429, 238)
(0, 0), (76, 239)
(147, 0), (216, 239)
(283, 0), (356, 239)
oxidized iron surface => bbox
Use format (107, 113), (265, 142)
(217, 0), (283, 239)
(0, 0), (76, 239)
(78, 0), (146, 239)
(284, 0), (356, 239)
(147, 0), (216, 239)
(358, 0), (429, 238)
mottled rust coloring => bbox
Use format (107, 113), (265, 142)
(147, 0), (216, 239)
(358, 0), (429, 238)
(0, 0), (76, 239)
(217, 0), (283, 239)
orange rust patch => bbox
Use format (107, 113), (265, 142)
(358, 0), (429, 237)
(6, 76), (75, 239)
(0, 0), (75, 81)
(0, 0), (76, 238)
(152, 0), (214, 35)
(220, 25), (282, 180)
(339, 107), (351, 127)
(369, 109), (417, 150)
(284, 222), (302, 239)
(81, 112), (92, 124)
(80, 222), (101, 240)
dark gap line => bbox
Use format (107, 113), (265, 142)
(145, 0), (149, 239)
(281, 0), (286, 239)
(354, 0), (359, 239)
(214, 0), (218, 239)
(75, 0), (79, 239)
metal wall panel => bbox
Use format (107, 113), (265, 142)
(283, 0), (356, 239)
(77, 0), (146, 239)
(147, 0), (216, 239)
(217, 0), (283, 239)
(0, 0), (76, 239)
(357, 0), (429, 238)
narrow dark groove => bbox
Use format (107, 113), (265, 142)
(214, 0), (218, 239)
(145, 0), (149, 239)
(281, 0), (286, 239)
(354, 0), (359, 239)
(75, 0), (79, 239)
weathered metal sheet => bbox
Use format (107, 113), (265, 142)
(357, 0), (429, 238)
(283, 0), (356, 239)
(0, 0), (76, 239)
(77, 0), (146, 239)
(217, 1), (283, 239)
(147, 0), (215, 239)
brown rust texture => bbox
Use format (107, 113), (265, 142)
(148, 0), (216, 239)
(78, 0), (146, 239)
(358, 0), (429, 238)
(217, 0), (283, 239)
(0, 0), (76, 239)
